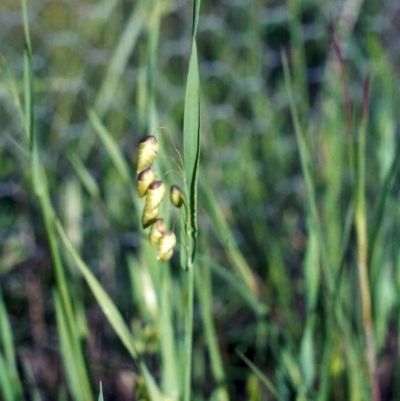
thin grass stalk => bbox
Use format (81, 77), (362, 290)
(22, 0), (74, 343)
(200, 182), (259, 297)
(183, 266), (194, 401)
(35, 163), (93, 401)
(368, 146), (400, 265)
(283, 51), (365, 400)
(282, 52), (333, 292)
(332, 30), (355, 180)
(0, 354), (16, 401)
(159, 267), (179, 397)
(237, 351), (285, 401)
(0, 288), (17, 375)
(20, 357), (42, 401)
(56, 220), (164, 400)
(317, 203), (354, 401)
(21, 2), (93, 397)
(195, 263), (229, 401)
(199, 255), (265, 315)
(355, 75), (381, 401)
(182, 0), (202, 399)
(98, 382), (104, 401)
(145, 3), (161, 135)
(0, 289), (23, 400)
(54, 290), (84, 401)
(287, 0), (309, 113)
(78, 3), (147, 158)
(21, 0), (33, 146)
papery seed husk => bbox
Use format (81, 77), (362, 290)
(142, 206), (159, 228)
(137, 136), (159, 173)
(170, 185), (184, 208)
(160, 249), (173, 262)
(137, 167), (156, 198)
(149, 218), (166, 246)
(145, 181), (166, 211)
(157, 231), (176, 261)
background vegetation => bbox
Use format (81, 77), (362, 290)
(1, 0), (400, 400)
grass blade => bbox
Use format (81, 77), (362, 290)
(56, 221), (163, 400)
(195, 263), (229, 401)
(98, 382), (104, 401)
(182, 2), (201, 401)
(237, 351), (285, 401)
(87, 108), (131, 184)
(56, 220), (138, 360)
(282, 51), (333, 292)
(183, 40), (201, 263)
(201, 181), (260, 296)
(20, 357), (42, 401)
(0, 353), (16, 401)
(54, 290), (85, 401)
(21, 0), (33, 146)
(0, 291), (23, 401)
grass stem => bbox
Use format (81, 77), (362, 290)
(355, 74), (381, 401)
(183, 263), (194, 401)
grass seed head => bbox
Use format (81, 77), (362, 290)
(137, 167), (156, 198)
(170, 184), (184, 208)
(142, 206), (159, 228)
(137, 135), (159, 173)
(145, 181), (166, 211)
(149, 218), (166, 246)
(157, 231), (176, 262)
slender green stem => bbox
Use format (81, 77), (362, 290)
(195, 264), (229, 401)
(36, 169), (93, 401)
(183, 262), (194, 401)
(355, 76), (380, 401)
(282, 52), (333, 292)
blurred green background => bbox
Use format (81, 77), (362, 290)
(1, 0), (400, 400)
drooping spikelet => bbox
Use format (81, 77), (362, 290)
(145, 181), (166, 211)
(170, 185), (184, 208)
(142, 206), (159, 229)
(137, 136), (159, 173)
(149, 218), (166, 246)
(137, 167), (156, 198)
(157, 231), (176, 262)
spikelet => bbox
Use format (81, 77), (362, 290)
(160, 249), (173, 262)
(137, 136), (159, 173)
(137, 167), (156, 198)
(170, 185), (184, 208)
(157, 231), (176, 262)
(149, 218), (166, 246)
(142, 206), (159, 228)
(145, 181), (166, 211)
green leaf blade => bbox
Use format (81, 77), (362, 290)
(183, 40), (201, 262)
(56, 220), (137, 360)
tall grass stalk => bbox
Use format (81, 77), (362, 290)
(56, 221), (164, 400)
(182, 0), (202, 396)
(355, 75), (381, 401)
(332, 30), (355, 179)
(77, 2), (148, 159)
(195, 263), (229, 401)
(22, 1), (93, 399)
(0, 288), (24, 401)
(282, 52), (333, 292)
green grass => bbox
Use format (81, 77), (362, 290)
(1, 0), (400, 400)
